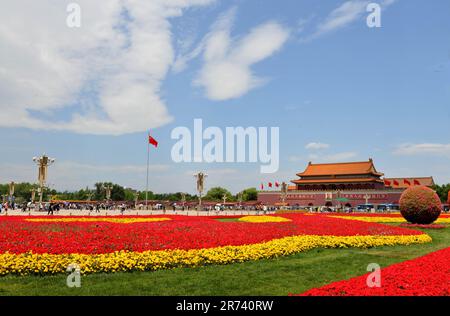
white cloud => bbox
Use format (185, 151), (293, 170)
(0, 161), (170, 191)
(393, 143), (450, 157)
(193, 8), (290, 100)
(288, 155), (304, 162)
(0, 0), (214, 135)
(308, 151), (358, 162)
(184, 168), (238, 177)
(303, 0), (396, 41)
(308, 0), (368, 40)
(305, 142), (330, 150)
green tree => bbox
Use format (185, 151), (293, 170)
(432, 184), (450, 203)
(204, 187), (234, 202)
(241, 187), (258, 201)
(93, 182), (125, 201)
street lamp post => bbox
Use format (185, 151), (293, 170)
(194, 172), (207, 211)
(181, 193), (186, 209)
(8, 181), (15, 209)
(32, 154), (55, 207)
(280, 182), (288, 205)
(103, 185), (112, 202)
(85, 187), (94, 202)
(31, 188), (36, 203)
(364, 194), (371, 205)
(134, 191), (140, 209)
(238, 191), (243, 208)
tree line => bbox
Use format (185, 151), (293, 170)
(432, 184), (450, 203)
(3, 182), (446, 204)
(0, 182), (258, 204)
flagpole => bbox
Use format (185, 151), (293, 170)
(146, 131), (150, 210)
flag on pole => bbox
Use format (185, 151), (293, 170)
(393, 180), (399, 186)
(404, 179), (411, 186)
(384, 179), (391, 186)
(268, 182), (273, 188)
(260, 183), (264, 190)
(145, 132), (158, 211)
(275, 182), (280, 187)
(148, 134), (158, 148)
(413, 179), (420, 186)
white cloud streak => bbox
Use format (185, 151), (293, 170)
(193, 8), (290, 100)
(308, 151), (358, 162)
(394, 143), (450, 157)
(305, 142), (330, 150)
(0, 161), (170, 191)
(303, 0), (397, 41)
(0, 0), (214, 135)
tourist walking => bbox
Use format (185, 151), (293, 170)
(47, 203), (54, 215)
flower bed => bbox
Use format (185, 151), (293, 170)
(399, 223), (446, 229)
(238, 215), (291, 223)
(329, 215), (450, 224)
(296, 246), (450, 296)
(0, 214), (432, 275)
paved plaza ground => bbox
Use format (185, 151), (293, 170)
(0, 208), (276, 217)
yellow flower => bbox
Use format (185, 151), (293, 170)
(25, 217), (171, 224)
(0, 234), (431, 276)
(329, 215), (450, 224)
(239, 216), (291, 223)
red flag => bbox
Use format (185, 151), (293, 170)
(413, 179), (420, 186)
(393, 180), (399, 186)
(275, 182), (280, 187)
(404, 179), (411, 186)
(268, 182), (273, 188)
(260, 183), (264, 190)
(384, 179), (391, 186)
(148, 134), (158, 148)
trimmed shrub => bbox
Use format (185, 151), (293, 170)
(399, 186), (442, 224)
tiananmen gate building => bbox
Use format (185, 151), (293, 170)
(258, 159), (435, 207)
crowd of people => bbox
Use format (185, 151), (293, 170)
(3, 200), (447, 215)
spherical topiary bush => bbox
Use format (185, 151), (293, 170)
(399, 186), (442, 224)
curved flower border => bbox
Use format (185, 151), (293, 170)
(238, 215), (291, 223)
(296, 246), (449, 296)
(329, 216), (450, 224)
(25, 217), (172, 224)
(0, 234), (431, 276)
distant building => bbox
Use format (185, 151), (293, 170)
(258, 159), (435, 207)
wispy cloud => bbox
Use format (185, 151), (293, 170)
(302, 0), (397, 42)
(305, 142), (330, 150)
(305, 0), (369, 41)
(393, 143), (450, 157)
(308, 151), (358, 162)
(0, 0), (214, 135)
(191, 7), (290, 100)
(0, 161), (170, 191)
(290, 142), (357, 163)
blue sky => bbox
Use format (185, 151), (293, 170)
(0, 0), (449, 194)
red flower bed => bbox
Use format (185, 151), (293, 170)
(399, 223), (446, 229)
(0, 214), (424, 254)
(297, 247), (450, 296)
(328, 213), (450, 218)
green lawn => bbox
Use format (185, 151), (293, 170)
(0, 225), (448, 296)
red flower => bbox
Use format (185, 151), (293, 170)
(0, 214), (424, 255)
(296, 247), (450, 296)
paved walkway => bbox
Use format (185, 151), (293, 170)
(0, 209), (277, 217)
